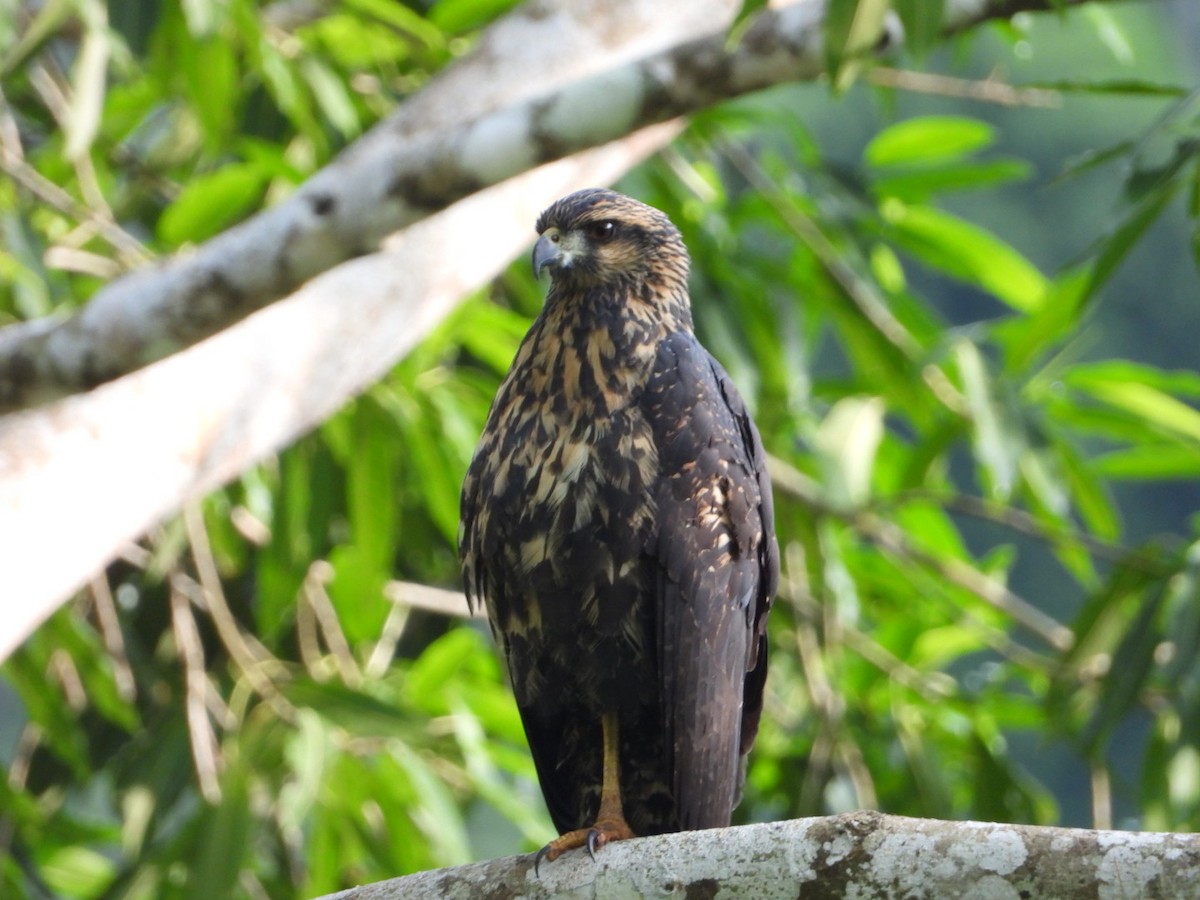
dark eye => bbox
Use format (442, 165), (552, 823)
(587, 220), (616, 243)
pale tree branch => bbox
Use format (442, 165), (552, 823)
(0, 0), (1124, 413)
(0, 0), (1125, 660)
(0, 0), (832, 412)
(315, 812), (1200, 899)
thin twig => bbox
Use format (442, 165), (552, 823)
(89, 574), (136, 701)
(302, 561), (362, 688)
(182, 505), (295, 719)
(169, 576), (223, 803)
(1091, 762), (1113, 831)
(184, 504), (269, 672)
(27, 59), (69, 121)
(384, 579), (482, 619)
(0, 83), (23, 157)
(837, 735), (879, 812)
(48, 648), (87, 710)
(366, 593), (413, 680)
(42, 245), (123, 278)
(295, 583), (325, 677)
(867, 67), (1062, 108)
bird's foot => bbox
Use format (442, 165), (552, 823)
(533, 816), (636, 876)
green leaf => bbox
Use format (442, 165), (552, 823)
(258, 38), (324, 151)
(1094, 445), (1200, 480)
(63, 0), (110, 162)
(893, 500), (969, 561)
(4, 644), (90, 775)
(36, 846), (116, 900)
(1029, 79), (1189, 98)
(185, 765), (252, 900)
(184, 39), (239, 148)
(322, 399), (399, 643)
(824, 0), (892, 92)
(1054, 438), (1120, 541)
(996, 266), (1090, 375)
(815, 396), (885, 508)
(1082, 585), (1164, 753)
(301, 57), (361, 138)
(181, 0), (223, 36)
(726, 0), (770, 48)
(390, 740), (472, 865)
(1020, 445), (1070, 521)
(1167, 747), (1200, 815)
(326, 542), (391, 643)
(1060, 558), (1165, 679)
(256, 441), (340, 641)
(1054, 138), (1137, 184)
(345, 400), (398, 566)
(286, 679), (414, 737)
(1067, 360), (1200, 399)
(865, 116), (996, 168)
(956, 340), (1020, 499)
(157, 163), (268, 245)
(1082, 4), (1134, 65)
(426, 0), (522, 34)
(1071, 379), (1200, 444)
(890, 0), (944, 58)
(450, 698), (553, 843)
(911, 624), (985, 669)
(279, 709), (331, 826)
(406, 628), (486, 715)
(1125, 139), (1199, 202)
(883, 201), (1048, 312)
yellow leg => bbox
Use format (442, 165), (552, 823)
(534, 711), (636, 874)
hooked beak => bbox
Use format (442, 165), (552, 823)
(532, 232), (560, 278)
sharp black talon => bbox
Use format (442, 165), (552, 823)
(586, 829), (600, 861)
(534, 845), (551, 878)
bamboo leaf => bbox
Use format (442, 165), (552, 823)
(815, 396), (885, 508)
(1072, 379), (1200, 444)
(157, 163), (268, 245)
(884, 201), (1048, 312)
(956, 340), (1020, 499)
(1093, 445), (1200, 480)
(865, 116), (995, 168)
(64, 0), (111, 161)
(890, 0), (944, 57)
(825, 0), (892, 92)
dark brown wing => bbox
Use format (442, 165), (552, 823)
(642, 331), (778, 830)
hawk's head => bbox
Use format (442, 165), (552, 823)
(532, 189), (690, 294)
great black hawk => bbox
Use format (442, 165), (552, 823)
(459, 188), (778, 866)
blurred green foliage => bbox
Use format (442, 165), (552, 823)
(2, 0), (1200, 897)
